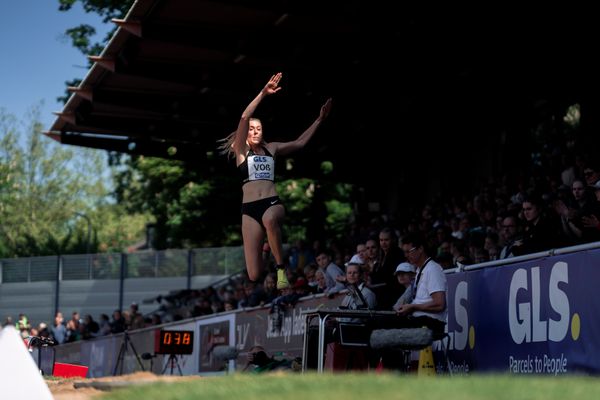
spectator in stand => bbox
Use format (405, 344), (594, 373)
(499, 215), (521, 259)
(98, 313), (111, 336)
(64, 318), (81, 342)
(303, 263), (321, 294)
(237, 281), (263, 308)
(392, 262), (416, 311)
(50, 312), (66, 344)
(129, 302), (142, 323)
(450, 217), (464, 240)
(554, 179), (600, 244)
(261, 273), (279, 305)
(110, 309), (126, 334)
(224, 300), (236, 312)
(338, 262), (377, 318)
(355, 243), (367, 264)
(363, 238), (380, 280)
(129, 312), (146, 331)
(334, 253), (365, 286)
(81, 314), (100, 339)
(483, 232), (500, 261)
(315, 250), (345, 294)
(583, 163), (600, 188)
(69, 311), (81, 333)
(370, 227), (404, 310)
(512, 194), (563, 256)
(314, 269), (327, 294)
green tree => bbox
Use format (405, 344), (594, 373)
(0, 107), (148, 257)
(113, 155), (240, 248)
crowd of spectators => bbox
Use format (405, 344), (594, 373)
(1, 302), (161, 347)
(3, 136), (600, 346)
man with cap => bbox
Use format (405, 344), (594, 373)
(392, 262), (416, 312)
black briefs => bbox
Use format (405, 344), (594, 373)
(241, 196), (281, 228)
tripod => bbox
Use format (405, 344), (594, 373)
(113, 331), (145, 375)
(161, 354), (183, 376)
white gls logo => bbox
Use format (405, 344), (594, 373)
(508, 262), (570, 344)
(441, 281), (470, 352)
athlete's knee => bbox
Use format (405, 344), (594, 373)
(263, 215), (280, 231)
(247, 269), (261, 282)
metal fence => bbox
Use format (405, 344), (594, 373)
(0, 246), (245, 284)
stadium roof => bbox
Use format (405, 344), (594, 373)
(47, 1), (598, 194)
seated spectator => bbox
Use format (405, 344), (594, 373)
(110, 310), (126, 334)
(499, 215), (521, 259)
(65, 319), (81, 343)
(303, 263), (321, 294)
(82, 314), (100, 339)
(261, 273), (278, 305)
(338, 262), (377, 323)
(315, 250), (345, 294)
(554, 180), (600, 244)
(314, 270), (327, 294)
(97, 313), (111, 336)
(392, 262), (416, 311)
(395, 233), (447, 335)
(512, 195), (563, 256)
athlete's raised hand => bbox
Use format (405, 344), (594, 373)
(262, 72), (283, 96)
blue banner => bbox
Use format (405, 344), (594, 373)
(445, 249), (600, 374)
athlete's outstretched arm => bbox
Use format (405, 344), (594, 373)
(232, 73), (282, 156)
(273, 98), (332, 156)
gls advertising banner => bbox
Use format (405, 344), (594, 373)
(445, 249), (600, 374)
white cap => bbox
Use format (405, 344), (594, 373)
(345, 254), (364, 267)
(395, 262), (416, 274)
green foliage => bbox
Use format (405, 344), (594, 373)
(0, 107), (148, 257)
(58, 0), (133, 22)
(58, 0), (132, 67)
(277, 178), (353, 244)
(113, 156), (241, 248)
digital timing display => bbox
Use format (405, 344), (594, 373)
(155, 330), (194, 355)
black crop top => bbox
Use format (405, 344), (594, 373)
(238, 146), (275, 185)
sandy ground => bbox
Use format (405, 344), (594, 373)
(47, 371), (202, 400)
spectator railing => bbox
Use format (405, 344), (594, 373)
(0, 246), (244, 284)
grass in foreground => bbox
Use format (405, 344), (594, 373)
(99, 372), (600, 400)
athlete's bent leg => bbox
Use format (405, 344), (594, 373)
(241, 215), (265, 282)
(263, 205), (288, 289)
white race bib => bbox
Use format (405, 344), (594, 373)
(247, 155), (274, 181)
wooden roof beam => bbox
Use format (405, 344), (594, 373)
(88, 56), (116, 72)
(112, 18), (142, 37)
(52, 112), (76, 125)
(67, 86), (93, 102)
